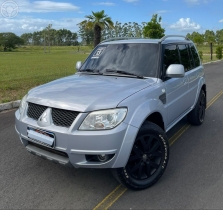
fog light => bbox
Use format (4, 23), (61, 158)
(97, 154), (107, 162)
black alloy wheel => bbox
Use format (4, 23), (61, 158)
(126, 134), (163, 180)
(112, 122), (169, 190)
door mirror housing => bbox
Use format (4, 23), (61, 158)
(166, 64), (185, 78)
(76, 61), (82, 71)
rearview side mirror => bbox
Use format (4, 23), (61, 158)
(76, 61), (82, 71)
(166, 64), (185, 78)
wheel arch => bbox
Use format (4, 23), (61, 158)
(192, 78), (206, 109)
(112, 110), (166, 168)
(144, 111), (165, 131)
(201, 84), (207, 108)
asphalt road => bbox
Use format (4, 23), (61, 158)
(1, 61), (223, 209)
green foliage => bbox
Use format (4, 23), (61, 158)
(78, 24), (94, 45)
(216, 29), (223, 45)
(204, 30), (215, 43)
(20, 33), (33, 45)
(216, 46), (223, 60)
(0, 33), (24, 51)
(102, 21), (143, 40)
(20, 28), (78, 46)
(198, 51), (203, 61)
(187, 32), (204, 45)
(142, 14), (165, 39)
(79, 10), (114, 47)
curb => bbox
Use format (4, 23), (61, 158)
(203, 60), (222, 65)
(0, 60), (222, 113)
(0, 100), (21, 112)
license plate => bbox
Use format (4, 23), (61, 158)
(27, 127), (55, 147)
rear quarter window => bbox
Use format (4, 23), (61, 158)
(178, 44), (192, 72)
(189, 44), (200, 68)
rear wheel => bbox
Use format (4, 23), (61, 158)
(187, 90), (206, 125)
(112, 122), (169, 190)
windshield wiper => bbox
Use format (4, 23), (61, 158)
(105, 69), (144, 79)
(79, 69), (102, 75)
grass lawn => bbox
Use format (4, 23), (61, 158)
(196, 45), (217, 54)
(0, 46), (91, 103)
(202, 54), (219, 63)
(0, 45), (221, 103)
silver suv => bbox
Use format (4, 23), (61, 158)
(15, 35), (206, 190)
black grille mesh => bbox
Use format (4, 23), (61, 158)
(27, 103), (47, 120)
(52, 108), (79, 127)
(27, 103), (79, 128)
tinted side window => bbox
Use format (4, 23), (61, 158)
(163, 45), (180, 71)
(190, 44), (200, 67)
(178, 44), (191, 72)
(187, 44), (195, 68)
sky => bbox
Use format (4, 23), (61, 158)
(0, 0), (222, 36)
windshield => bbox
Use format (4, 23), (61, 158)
(80, 43), (159, 78)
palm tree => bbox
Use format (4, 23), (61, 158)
(79, 10), (114, 47)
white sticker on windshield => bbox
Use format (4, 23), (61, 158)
(92, 47), (106, 59)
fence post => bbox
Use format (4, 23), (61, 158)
(210, 42), (213, 60)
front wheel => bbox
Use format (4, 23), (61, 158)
(112, 122), (169, 190)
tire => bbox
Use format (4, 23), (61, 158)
(187, 89), (206, 126)
(112, 122), (169, 190)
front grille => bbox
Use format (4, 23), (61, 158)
(27, 102), (80, 128)
(52, 108), (79, 127)
(27, 103), (47, 120)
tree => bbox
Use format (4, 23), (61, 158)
(216, 46), (223, 60)
(78, 24), (94, 45)
(204, 30), (215, 44)
(143, 14), (165, 39)
(45, 24), (53, 53)
(187, 32), (204, 46)
(32, 31), (42, 45)
(186, 33), (192, 40)
(20, 33), (33, 45)
(78, 10), (114, 47)
(101, 21), (144, 40)
(216, 29), (223, 45)
(0, 32), (24, 51)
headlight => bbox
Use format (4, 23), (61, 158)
(19, 94), (28, 114)
(79, 108), (127, 130)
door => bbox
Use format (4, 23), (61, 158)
(186, 44), (203, 107)
(163, 44), (189, 126)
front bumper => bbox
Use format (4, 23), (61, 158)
(15, 110), (138, 168)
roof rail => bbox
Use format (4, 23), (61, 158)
(100, 37), (144, 43)
(160, 35), (190, 42)
(100, 35), (190, 44)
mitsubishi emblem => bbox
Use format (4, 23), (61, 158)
(37, 108), (52, 127)
(40, 112), (47, 123)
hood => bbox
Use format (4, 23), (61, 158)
(27, 73), (156, 112)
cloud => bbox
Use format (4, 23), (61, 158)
(170, 18), (201, 31)
(0, 17), (84, 35)
(219, 19), (223, 23)
(185, 0), (211, 5)
(0, 0), (80, 13)
(93, 2), (115, 6)
(123, 0), (139, 2)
